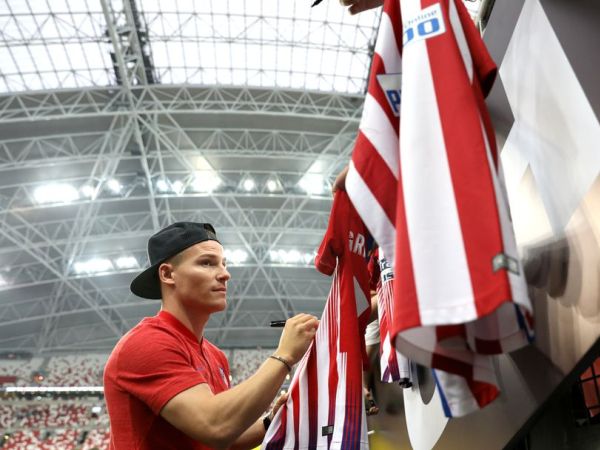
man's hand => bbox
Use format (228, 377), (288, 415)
(276, 313), (319, 365)
(270, 392), (289, 420)
(340, 0), (384, 15)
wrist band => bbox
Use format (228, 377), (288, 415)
(269, 355), (292, 372)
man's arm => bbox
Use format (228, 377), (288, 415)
(229, 393), (288, 450)
(160, 314), (317, 449)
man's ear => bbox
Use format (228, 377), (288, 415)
(158, 263), (175, 286)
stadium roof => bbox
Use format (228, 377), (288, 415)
(0, 0), (488, 354)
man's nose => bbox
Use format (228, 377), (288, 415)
(218, 266), (231, 282)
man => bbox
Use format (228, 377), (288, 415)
(104, 222), (318, 449)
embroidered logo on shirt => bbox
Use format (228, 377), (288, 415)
(195, 365), (205, 372)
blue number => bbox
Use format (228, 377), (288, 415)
(403, 27), (415, 45)
(417, 18), (440, 36)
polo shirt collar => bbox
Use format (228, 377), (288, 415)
(158, 310), (203, 346)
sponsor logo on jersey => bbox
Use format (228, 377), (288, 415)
(492, 253), (520, 275)
(403, 3), (446, 47)
(377, 73), (402, 117)
(321, 425), (334, 436)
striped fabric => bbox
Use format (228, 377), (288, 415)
(376, 255), (410, 385)
(346, 0), (534, 417)
(262, 192), (371, 449)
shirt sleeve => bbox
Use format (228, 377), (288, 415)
(115, 327), (208, 415)
(315, 191), (345, 275)
(455, 0), (497, 96)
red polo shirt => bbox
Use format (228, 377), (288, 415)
(104, 310), (230, 450)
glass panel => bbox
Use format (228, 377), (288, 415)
(138, 0), (381, 94)
(0, 0), (481, 94)
(0, 0), (113, 92)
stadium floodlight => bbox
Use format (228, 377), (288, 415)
(33, 183), (79, 205)
(191, 171), (221, 193)
(224, 249), (248, 265)
(266, 179), (278, 192)
(156, 179), (170, 193)
(284, 249), (302, 264)
(243, 178), (255, 192)
(298, 173), (325, 195)
(269, 249), (314, 265)
(115, 256), (138, 269)
(172, 180), (184, 194)
(106, 178), (122, 194)
(302, 252), (316, 264)
(80, 184), (96, 198)
(73, 258), (114, 274)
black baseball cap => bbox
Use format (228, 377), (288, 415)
(130, 222), (220, 299)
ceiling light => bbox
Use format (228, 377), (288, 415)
(156, 179), (170, 193)
(269, 249), (314, 265)
(303, 252), (315, 264)
(80, 185), (96, 198)
(224, 249), (248, 264)
(172, 180), (184, 194)
(73, 258), (114, 274)
(114, 256), (138, 269)
(106, 179), (122, 194)
(243, 178), (255, 191)
(285, 250), (302, 264)
(191, 171), (221, 193)
(307, 160), (324, 173)
(33, 183), (79, 205)
(298, 174), (325, 195)
(266, 180), (277, 192)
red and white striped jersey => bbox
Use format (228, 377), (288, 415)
(371, 254), (411, 384)
(346, 0), (534, 417)
(262, 191), (372, 449)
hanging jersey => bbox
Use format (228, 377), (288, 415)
(262, 191), (372, 450)
(346, 0), (534, 417)
(375, 254), (411, 385)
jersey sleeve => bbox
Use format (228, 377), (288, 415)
(455, 0), (497, 96)
(114, 328), (208, 415)
(315, 192), (345, 275)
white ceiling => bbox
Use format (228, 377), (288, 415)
(0, 0), (487, 354)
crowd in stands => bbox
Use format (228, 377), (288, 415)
(0, 404), (108, 430)
(5, 429), (80, 450)
(43, 355), (107, 387)
(229, 348), (276, 385)
(0, 358), (44, 387)
(1, 403), (110, 449)
(0, 350), (280, 388)
(0, 355), (106, 387)
(0, 349), (280, 449)
(2, 428), (110, 450)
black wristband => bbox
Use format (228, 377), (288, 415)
(263, 414), (272, 431)
(269, 354), (292, 372)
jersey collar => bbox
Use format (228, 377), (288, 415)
(157, 310), (203, 346)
